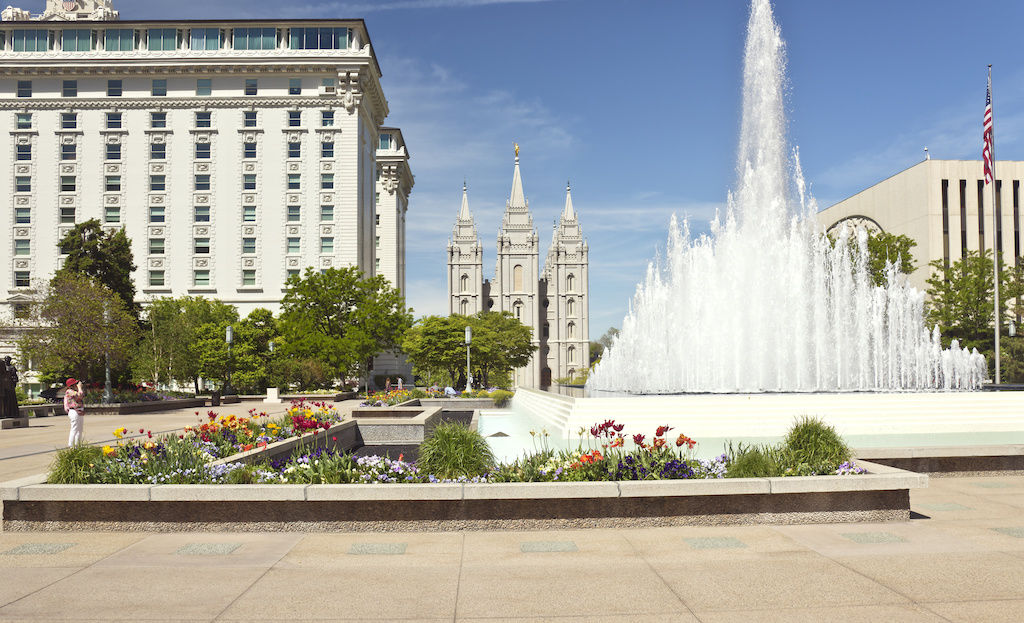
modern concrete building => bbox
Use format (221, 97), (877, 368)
(817, 159), (1024, 293)
(448, 150), (589, 388)
(0, 1), (414, 389)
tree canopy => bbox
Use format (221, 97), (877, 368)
(55, 219), (137, 315)
(865, 231), (917, 287)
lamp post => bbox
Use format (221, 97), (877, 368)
(103, 305), (112, 404)
(465, 325), (473, 390)
(225, 325), (234, 395)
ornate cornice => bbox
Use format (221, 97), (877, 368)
(0, 96), (355, 110)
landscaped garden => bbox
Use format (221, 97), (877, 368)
(359, 388), (514, 407)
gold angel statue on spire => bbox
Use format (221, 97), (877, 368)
(514, 143), (519, 158)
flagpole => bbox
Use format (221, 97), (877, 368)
(989, 65), (1001, 384)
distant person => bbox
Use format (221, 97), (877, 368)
(0, 356), (18, 420)
(385, 377), (392, 391)
(396, 377), (404, 390)
(63, 378), (85, 446)
(444, 385), (457, 397)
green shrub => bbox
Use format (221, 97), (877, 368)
(223, 465), (257, 484)
(490, 389), (513, 407)
(15, 385), (29, 405)
(417, 422), (495, 479)
(781, 416), (851, 474)
(48, 445), (104, 484)
(724, 443), (783, 478)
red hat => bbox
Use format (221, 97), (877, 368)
(65, 378), (78, 387)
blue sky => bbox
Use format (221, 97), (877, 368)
(127, 0), (1024, 339)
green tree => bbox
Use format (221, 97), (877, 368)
(866, 232), (917, 287)
(401, 315), (466, 385)
(278, 267), (412, 386)
(55, 220), (137, 316)
(19, 273), (138, 383)
(926, 249), (1009, 347)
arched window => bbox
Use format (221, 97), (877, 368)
(566, 298), (575, 316)
(567, 345), (576, 363)
(460, 274), (469, 292)
(567, 321), (575, 338)
(566, 273), (574, 292)
(460, 299), (469, 315)
(513, 264), (523, 291)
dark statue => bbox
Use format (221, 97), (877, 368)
(0, 356), (19, 420)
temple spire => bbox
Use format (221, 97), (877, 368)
(508, 143), (526, 209)
(562, 180), (576, 221)
(459, 181), (471, 220)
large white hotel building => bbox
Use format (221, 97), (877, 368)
(0, 0), (413, 343)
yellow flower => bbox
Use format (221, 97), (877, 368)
(112, 427), (128, 439)
(102, 445), (115, 456)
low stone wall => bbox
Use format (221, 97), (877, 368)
(349, 406), (443, 446)
(855, 445), (1024, 476)
(19, 398), (207, 417)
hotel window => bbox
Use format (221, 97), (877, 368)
(150, 143), (166, 159)
(60, 207), (76, 223)
(194, 174), (210, 191)
(286, 237), (300, 254)
(190, 28), (221, 50)
(289, 27), (348, 50)
(148, 238), (165, 255)
(16, 113), (32, 129)
(375, 192), (380, 205)
(61, 112), (77, 129)
(322, 77), (336, 88)
(375, 214), (380, 226)
(196, 78), (212, 96)
(287, 205), (301, 222)
(379, 133), (392, 150)
(287, 142), (301, 158)
(62, 79), (77, 97)
(59, 176), (76, 192)
(195, 142), (211, 159)
(151, 79), (167, 96)
(16, 144), (31, 161)
(107, 79), (122, 97)
(194, 238), (210, 254)
(287, 110), (301, 127)
(375, 236), (380, 249)
(150, 111), (167, 128)
(105, 143), (121, 160)
(289, 78), (302, 95)
(320, 173), (334, 189)
(193, 270), (210, 287)
(287, 173), (301, 189)
(194, 206), (210, 222)
(147, 28), (178, 51)
(14, 207), (30, 224)
(320, 237), (334, 254)
(243, 174), (257, 190)
(104, 206), (120, 223)
(62, 29), (92, 52)
(242, 206), (257, 222)
(242, 238), (256, 254)
(149, 206), (165, 223)
(320, 205), (334, 221)
(244, 78), (258, 96)
(321, 141), (334, 158)
(106, 112), (122, 128)
(375, 258), (380, 271)
(243, 142), (257, 158)
(232, 27), (276, 50)
(14, 271), (31, 288)
(287, 269), (299, 280)
(15, 177), (31, 192)
(61, 143), (76, 160)
(105, 28), (135, 51)
(16, 80), (32, 98)
(105, 175), (120, 192)
(243, 110), (257, 127)
(195, 111), (212, 128)
(242, 269), (257, 286)
(12, 30), (49, 53)
(149, 270), (165, 287)
(149, 175), (165, 191)
(321, 110), (334, 127)
(14, 239), (30, 256)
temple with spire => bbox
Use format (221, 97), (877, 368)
(447, 147), (589, 388)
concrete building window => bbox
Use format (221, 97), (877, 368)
(242, 206), (257, 222)
(150, 143), (166, 159)
(151, 79), (167, 96)
(60, 176), (76, 192)
(242, 238), (256, 254)
(191, 28), (221, 51)
(321, 110), (334, 127)
(288, 142), (301, 158)
(62, 29), (92, 52)
(375, 192), (380, 205)
(375, 236), (380, 248)
(105, 175), (120, 191)
(567, 298), (575, 317)
(194, 206), (210, 222)
(513, 264), (524, 291)
(104, 207), (120, 223)
(320, 205), (334, 221)
(61, 113), (76, 129)
(195, 142), (211, 159)
(195, 111), (212, 128)
(14, 239), (30, 256)
(106, 112), (122, 129)
(196, 78), (212, 96)
(194, 174), (210, 191)
(320, 237), (334, 254)
(243, 174), (257, 190)
(289, 27), (348, 50)
(286, 237), (300, 254)
(321, 173), (334, 189)
(194, 238), (210, 254)
(321, 141), (334, 158)
(13, 31), (48, 53)
(242, 269), (257, 286)
(149, 206), (165, 223)
(107, 80), (122, 97)
(16, 80), (31, 97)
(959, 179), (968, 259)
(375, 258), (380, 271)
(375, 214), (380, 226)
(15, 177), (31, 192)
(287, 173), (301, 190)
(149, 238), (165, 255)
(105, 29), (135, 51)
(243, 142), (256, 158)
(150, 175), (165, 191)
(193, 270), (210, 286)
(566, 273), (574, 291)
(289, 78), (302, 95)
(233, 27), (276, 50)
(149, 270), (165, 287)
(105, 143), (121, 160)
(14, 271), (31, 288)
(148, 28), (178, 51)
(16, 144), (31, 161)
(941, 179), (950, 271)
(16, 113), (32, 129)
(287, 269), (299, 280)
(60, 207), (76, 224)
(61, 144), (77, 160)
(243, 111), (257, 127)
(244, 79), (258, 96)
(287, 206), (301, 222)
(151, 112), (167, 128)
(288, 111), (301, 127)
(14, 207), (30, 224)
(379, 134), (392, 150)
(62, 79), (77, 97)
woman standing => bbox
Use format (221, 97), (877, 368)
(63, 378), (85, 446)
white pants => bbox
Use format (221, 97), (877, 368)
(67, 409), (84, 446)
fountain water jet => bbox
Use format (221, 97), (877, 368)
(587, 0), (986, 394)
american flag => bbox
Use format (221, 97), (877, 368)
(983, 73), (994, 185)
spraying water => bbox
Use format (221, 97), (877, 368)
(587, 0), (986, 394)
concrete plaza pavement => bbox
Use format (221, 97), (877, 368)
(1, 402), (1024, 621)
